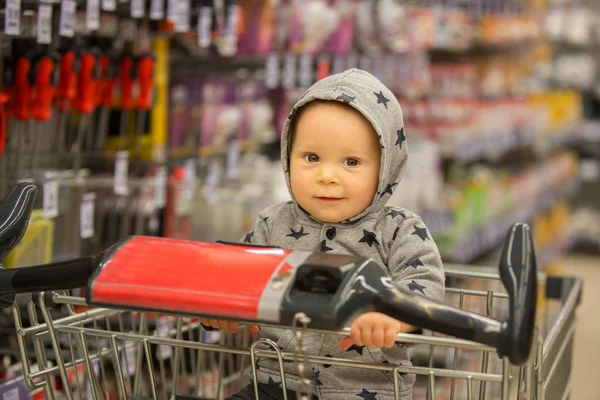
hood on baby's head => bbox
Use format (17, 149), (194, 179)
(280, 68), (408, 224)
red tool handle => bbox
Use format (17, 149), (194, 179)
(99, 55), (118, 108)
(14, 57), (32, 122)
(31, 56), (58, 122)
(120, 56), (135, 110)
(3, 59), (15, 120)
(57, 51), (79, 112)
(137, 55), (154, 110)
(0, 92), (8, 155)
(76, 53), (99, 115)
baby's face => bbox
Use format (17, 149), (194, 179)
(289, 102), (381, 223)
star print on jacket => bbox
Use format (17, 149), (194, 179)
(322, 354), (333, 368)
(407, 280), (426, 295)
(380, 183), (397, 197)
(336, 94), (356, 104)
(356, 388), (378, 399)
(265, 376), (282, 389)
(374, 90), (390, 109)
(408, 259), (424, 269)
(392, 227), (400, 241)
(378, 134), (385, 148)
(346, 344), (365, 355)
(314, 371), (323, 386)
(244, 231), (254, 243)
(260, 216), (269, 223)
(359, 230), (379, 247)
(395, 128), (406, 148)
(320, 240), (334, 252)
(387, 209), (406, 219)
(287, 227), (309, 240)
(411, 225), (429, 241)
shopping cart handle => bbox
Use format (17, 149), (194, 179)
(498, 222), (537, 365)
(370, 223), (536, 365)
(0, 183), (38, 263)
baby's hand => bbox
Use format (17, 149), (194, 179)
(338, 312), (404, 349)
(199, 318), (260, 334)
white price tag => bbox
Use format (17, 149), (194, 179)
(226, 140), (240, 179)
(154, 166), (167, 207)
(150, 0), (164, 20)
(36, 3), (53, 44)
(43, 179), (59, 219)
(5, 0), (21, 35)
(80, 193), (95, 239)
(175, 0), (190, 32)
(203, 161), (220, 204)
(183, 159), (196, 200)
(197, 6), (213, 47)
(346, 52), (358, 69)
(102, 0), (116, 11)
(59, 0), (76, 37)
(265, 52), (280, 89)
(332, 56), (344, 75)
(282, 53), (296, 89)
(298, 53), (313, 87)
(131, 0), (145, 18)
(359, 55), (371, 72)
(86, 0), (100, 31)
(167, 0), (178, 22)
(114, 151), (129, 195)
(224, 4), (240, 40)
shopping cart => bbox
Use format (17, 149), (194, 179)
(0, 183), (582, 400)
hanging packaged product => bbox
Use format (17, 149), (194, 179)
(288, 0), (345, 54)
(236, 0), (275, 55)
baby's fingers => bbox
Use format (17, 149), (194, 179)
(337, 336), (354, 349)
(371, 328), (385, 349)
(246, 324), (260, 333)
(384, 328), (398, 348)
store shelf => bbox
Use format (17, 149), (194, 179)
(445, 127), (581, 163)
(439, 184), (576, 264)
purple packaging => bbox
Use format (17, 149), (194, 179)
(199, 78), (227, 148)
(322, 0), (356, 55)
(168, 81), (192, 151)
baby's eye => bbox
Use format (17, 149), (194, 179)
(304, 154), (319, 163)
(345, 158), (360, 167)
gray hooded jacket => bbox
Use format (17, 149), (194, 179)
(241, 69), (445, 400)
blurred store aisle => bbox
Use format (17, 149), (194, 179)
(561, 253), (600, 399)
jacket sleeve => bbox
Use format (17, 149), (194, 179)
(386, 213), (446, 309)
(239, 213), (271, 245)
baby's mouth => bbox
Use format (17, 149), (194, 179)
(316, 197), (343, 202)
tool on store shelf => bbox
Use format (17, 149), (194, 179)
(13, 47), (33, 177)
(0, 182), (537, 366)
(119, 50), (136, 151)
(94, 49), (118, 151)
(55, 40), (79, 159)
(73, 47), (100, 170)
(134, 51), (154, 156)
(29, 49), (59, 172)
(0, 51), (11, 196)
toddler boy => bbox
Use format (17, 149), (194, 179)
(201, 69), (445, 400)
